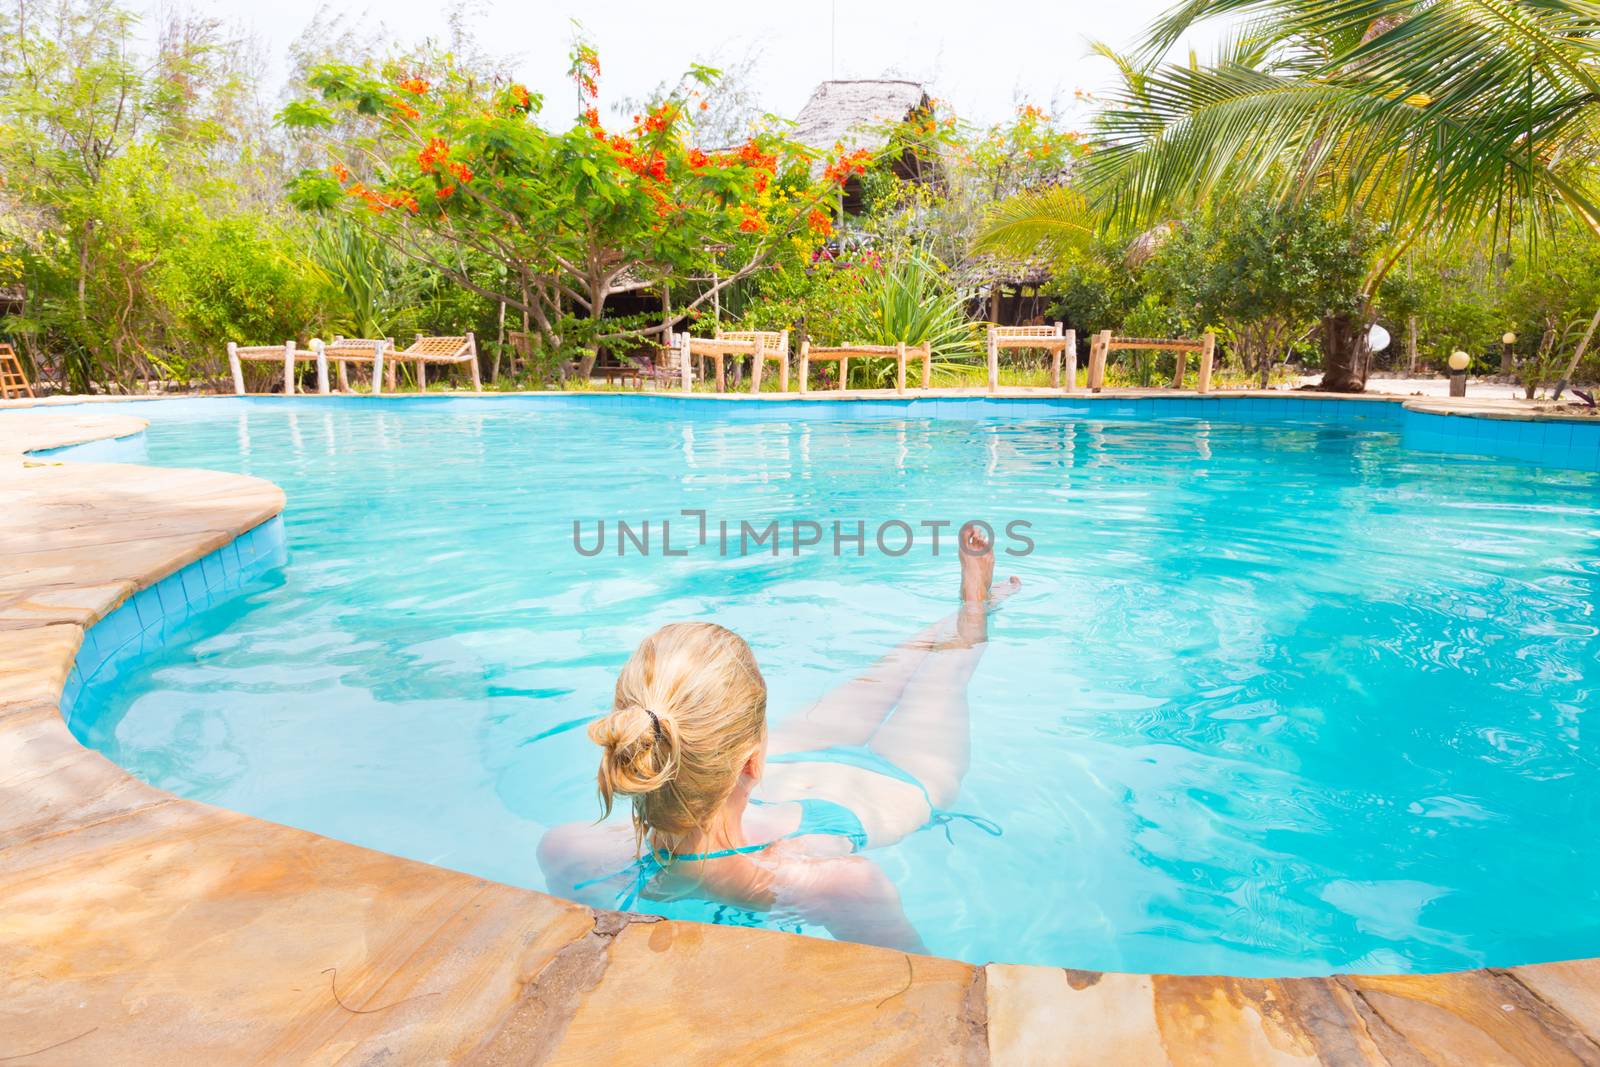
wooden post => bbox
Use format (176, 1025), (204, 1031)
(1063, 329), (1077, 393)
(1171, 341), (1187, 390)
(838, 353), (849, 392)
(679, 334), (691, 393)
(1090, 330), (1111, 391)
(714, 353), (726, 392)
(895, 341), (906, 395)
(798, 339), (810, 394)
(228, 342), (245, 395)
(467, 332), (482, 392)
(921, 344), (932, 389)
(986, 325), (999, 393)
(1050, 322), (1063, 389)
(283, 341), (297, 396)
(1197, 332), (1216, 394)
(372, 341), (385, 397)
(314, 340), (330, 395)
(750, 336), (766, 394)
(778, 330), (790, 392)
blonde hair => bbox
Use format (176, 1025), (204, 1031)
(589, 622), (767, 849)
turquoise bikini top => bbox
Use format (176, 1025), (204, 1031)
(573, 796), (867, 910)
(572, 745), (1001, 911)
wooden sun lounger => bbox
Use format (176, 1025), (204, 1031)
(319, 337), (391, 395)
(1086, 330), (1217, 393)
(227, 341), (328, 396)
(987, 323), (1076, 392)
(681, 330), (788, 393)
(0, 343), (34, 399)
(797, 341), (931, 395)
(387, 334), (481, 393)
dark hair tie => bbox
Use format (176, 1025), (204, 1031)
(644, 709), (665, 745)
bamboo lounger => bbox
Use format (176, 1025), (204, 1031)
(387, 334), (481, 393)
(227, 341), (329, 396)
(319, 337), (391, 395)
(798, 341), (931, 395)
(0, 343), (33, 399)
(681, 330), (788, 394)
(1086, 330), (1217, 393)
(987, 323), (1076, 392)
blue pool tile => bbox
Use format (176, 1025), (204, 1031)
(156, 575), (187, 615)
(201, 552), (226, 591)
(179, 562), (208, 604)
(132, 586), (164, 631)
(95, 603), (142, 653)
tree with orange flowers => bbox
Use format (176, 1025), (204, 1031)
(282, 45), (857, 380)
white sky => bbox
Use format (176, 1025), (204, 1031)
(153, 0), (1232, 128)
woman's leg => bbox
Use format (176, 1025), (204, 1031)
(866, 526), (1015, 810)
(767, 612), (960, 755)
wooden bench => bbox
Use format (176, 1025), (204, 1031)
(797, 341), (931, 395)
(386, 334), (481, 392)
(987, 323), (1076, 392)
(319, 337), (391, 395)
(0, 343), (33, 399)
(681, 330), (788, 393)
(1086, 331), (1217, 393)
(227, 341), (328, 396)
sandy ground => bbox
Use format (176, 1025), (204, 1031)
(1298, 375), (1530, 400)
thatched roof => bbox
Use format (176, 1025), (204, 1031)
(792, 80), (931, 153)
(952, 254), (1053, 289)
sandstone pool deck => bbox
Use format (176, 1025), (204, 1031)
(3, 397), (1599, 1065)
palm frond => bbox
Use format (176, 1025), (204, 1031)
(973, 185), (1097, 261)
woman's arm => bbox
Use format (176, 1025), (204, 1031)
(792, 856), (927, 954)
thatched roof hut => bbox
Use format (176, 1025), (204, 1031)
(793, 80), (932, 154)
(792, 80), (939, 192)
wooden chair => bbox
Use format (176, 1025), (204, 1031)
(227, 341), (328, 396)
(1086, 330), (1217, 393)
(386, 334), (481, 393)
(320, 337), (391, 395)
(987, 323), (1076, 392)
(0, 343), (34, 400)
(798, 341), (931, 395)
(680, 330), (789, 394)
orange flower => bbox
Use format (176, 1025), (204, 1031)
(822, 148), (872, 185)
(437, 184), (456, 200)
(753, 171), (770, 194)
(330, 162), (351, 184)
(582, 107), (601, 128)
(448, 161), (474, 184)
(699, 100), (709, 111)
(399, 77), (430, 96)
(392, 99), (420, 121)
(807, 208), (833, 237)
(687, 147), (710, 170)
(417, 138), (450, 173)
(511, 83), (532, 111)
(737, 205), (766, 233)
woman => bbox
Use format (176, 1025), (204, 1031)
(538, 523), (1017, 952)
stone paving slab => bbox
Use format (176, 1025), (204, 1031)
(2, 403), (1598, 1065)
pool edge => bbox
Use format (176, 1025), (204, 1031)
(2, 405), (1598, 1063)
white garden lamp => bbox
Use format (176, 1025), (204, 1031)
(1449, 349), (1470, 397)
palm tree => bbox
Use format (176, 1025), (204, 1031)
(982, 0), (1600, 390)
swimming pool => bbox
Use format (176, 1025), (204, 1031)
(44, 396), (1600, 977)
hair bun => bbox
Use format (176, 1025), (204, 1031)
(590, 702), (681, 802)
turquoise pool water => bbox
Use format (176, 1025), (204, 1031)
(50, 397), (1600, 977)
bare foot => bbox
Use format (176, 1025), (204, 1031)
(954, 523), (1020, 645)
(958, 522), (996, 604)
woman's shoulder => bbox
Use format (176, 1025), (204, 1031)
(537, 820), (638, 898)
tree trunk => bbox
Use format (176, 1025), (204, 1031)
(1318, 311), (1369, 392)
